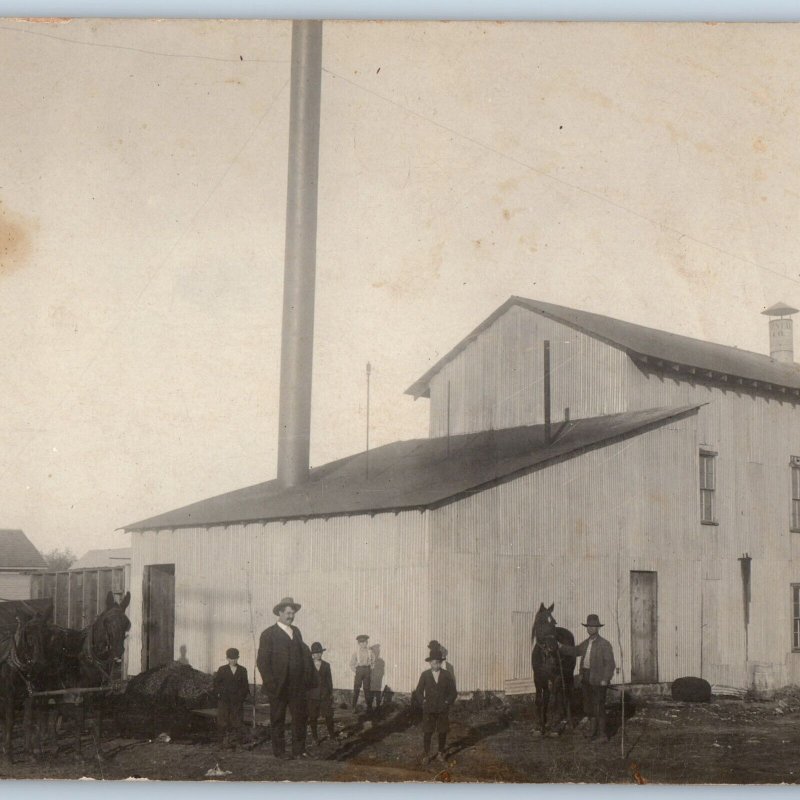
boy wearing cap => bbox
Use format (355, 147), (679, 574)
(350, 634), (376, 712)
(307, 642), (337, 744)
(414, 648), (457, 765)
(558, 613), (616, 741)
(213, 647), (250, 748)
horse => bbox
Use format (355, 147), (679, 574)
(531, 602), (576, 736)
(0, 604), (52, 762)
(40, 591), (131, 759)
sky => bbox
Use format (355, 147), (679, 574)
(1, 19), (799, 558)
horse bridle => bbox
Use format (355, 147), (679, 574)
(7, 619), (40, 695)
(83, 608), (127, 685)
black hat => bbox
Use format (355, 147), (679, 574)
(226, 648), (240, 659)
(273, 596), (301, 615)
(310, 642), (326, 654)
(426, 649), (445, 663)
(428, 640), (441, 650)
(581, 614), (604, 628)
(356, 634), (369, 643)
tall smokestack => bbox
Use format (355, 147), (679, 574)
(277, 21), (323, 488)
(762, 302), (798, 364)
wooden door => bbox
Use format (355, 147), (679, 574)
(511, 611), (536, 679)
(630, 571), (658, 683)
(143, 564), (175, 670)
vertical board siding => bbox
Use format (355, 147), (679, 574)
(428, 306), (628, 436)
(627, 358), (800, 687)
(129, 512), (430, 692)
(428, 423), (702, 690)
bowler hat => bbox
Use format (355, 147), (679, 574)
(273, 596), (301, 615)
(226, 647), (239, 659)
(581, 614), (604, 628)
(356, 634), (369, 642)
(310, 642), (326, 654)
(426, 649), (445, 663)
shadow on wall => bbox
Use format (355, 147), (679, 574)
(371, 644), (386, 707)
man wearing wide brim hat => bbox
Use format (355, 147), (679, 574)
(558, 614), (616, 741)
(256, 597), (315, 759)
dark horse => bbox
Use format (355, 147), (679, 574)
(0, 604), (52, 762)
(38, 591), (131, 758)
(531, 602), (576, 736)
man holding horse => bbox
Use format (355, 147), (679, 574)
(559, 613), (616, 741)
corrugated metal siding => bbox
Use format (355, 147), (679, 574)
(0, 572), (33, 600)
(129, 512), (431, 692)
(428, 422), (702, 690)
(627, 359), (800, 688)
(428, 305), (628, 436)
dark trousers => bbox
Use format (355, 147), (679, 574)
(580, 670), (608, 737)
(269, 689), (308, 756)
(217, 700), (243, 744)
(308, 696), (335, 740)
(353, 666), (372, 709)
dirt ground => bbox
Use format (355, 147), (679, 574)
(3, 690), (800, 784)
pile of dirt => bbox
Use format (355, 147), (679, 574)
(125, 662), (216, 706)
(112, 662), (218, 740)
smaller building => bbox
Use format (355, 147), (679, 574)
(0, 529), (46, 600)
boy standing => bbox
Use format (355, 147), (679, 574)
(307, 641), (337, 744)
(350, 634), (376, 712)
(414, 647), (457, 765)
(212, 647), (250, 748)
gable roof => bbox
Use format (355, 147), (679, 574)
(72, 548), (131, 571)
(405, 296), (800, 399)
(124, 405), (699, 531)
(0, 529), (47, 570)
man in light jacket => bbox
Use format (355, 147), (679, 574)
(559, 613), (616, 741)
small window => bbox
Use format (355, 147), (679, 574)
(791, 457), (800, 532)
(793, 585), (800, 651)
(700, 450), (717, 525)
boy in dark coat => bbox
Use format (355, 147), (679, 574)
(414, 647), (457, 764)
(307, 641), (337, 744)
(213, 647), (250, 748)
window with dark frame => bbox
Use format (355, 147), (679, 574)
(700, 450), (717, 524)
(793, 585), (800, 651)
(791, 457), (800, 532)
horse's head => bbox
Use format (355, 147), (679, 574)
(14, 605), (53, 676)
(532, 602), (558, 644)
(90, 591), (131, 665)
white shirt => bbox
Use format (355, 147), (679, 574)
(581, 637), (595, 669)
(431, 670), (440, 683)
(277, 621), (294, 639)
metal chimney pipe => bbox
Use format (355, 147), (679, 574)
(543, 340), (552, 444)
(277, 21), (323, 488)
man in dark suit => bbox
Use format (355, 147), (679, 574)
(413, 647), (457, 764)
(257, 596), (314, 759)
(558, 613), (617, 741)
(307, 641), (337, 744)
(212, 647), (250, 748)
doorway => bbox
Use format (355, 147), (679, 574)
(143, 564), (175, 670)
(630, 570), (658, 683)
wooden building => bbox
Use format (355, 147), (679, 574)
(123, 297), (800, 694)
(0, 529), (46, 601)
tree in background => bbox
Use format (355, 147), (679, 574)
(43, 547), (76, 571)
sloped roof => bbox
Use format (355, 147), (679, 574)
(72, 548), (131, 570)
(0, 529), (47, 570)
(405, 296), (800, 398)
(124, 405), (700, 531)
